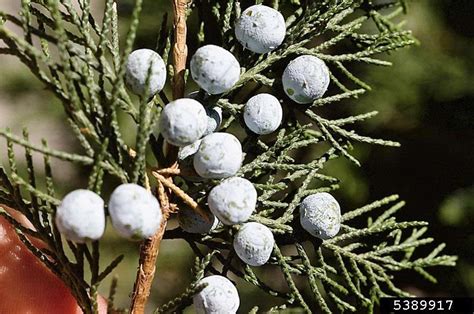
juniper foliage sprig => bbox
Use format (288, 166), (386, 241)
(0, 0), (456, 313)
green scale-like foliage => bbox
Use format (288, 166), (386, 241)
(0, 0), (457, 313)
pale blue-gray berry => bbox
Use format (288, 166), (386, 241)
(178, 207), (219, 234)
(159, 98), (208, 147)
(193, 275), (240, 314)
(187, 91), (223, 136)
(207, 177), (257, 225)
(108, 183), (162, 240)
(55, 189), (105, 243)
(233, 222), (274, 266)
(235, 5), (286, 54)
(244, 93), (282, 135)
(125, 49), (166, 98)
(282, 55), (330, 104)
(193, 132), (242, 179)
(204, 106), (223, 136)
(190, 45), (240, 95)
(299, 192), (341, 239)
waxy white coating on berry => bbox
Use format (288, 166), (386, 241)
(207, 177), (257, 225)
(55, 189), (105, 243)
(203, 106), (223, 136)
(177, 140), (207, 182)
(244, 93), (282, 135)
(159, 98), (208, 147)
(108, 183), (162, 240)
(193, 275), (240, 314)
(190, 45), (240, 95)
(282, 55), (330, 104)
(193, 132), (243, 179)
(299, 192), (341, 240)
(187, 91), (223, 136)
(235, 5), (286, 54)
(178, 139), (202, 161)
(178, 207), (219, 234)
(233, 222), (274, 266)
(125, 49), (166, 98)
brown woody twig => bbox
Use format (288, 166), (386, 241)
(152, 171), (210, 221)
(129, 0), (189, 313)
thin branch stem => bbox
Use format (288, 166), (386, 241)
(129, 1), (189, 313)
(172, 0), (188, 100)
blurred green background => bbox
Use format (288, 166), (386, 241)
(0, 0), (472, 312)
